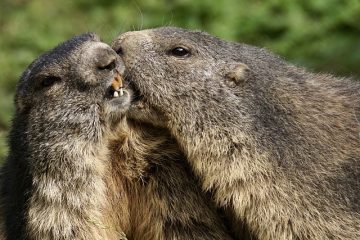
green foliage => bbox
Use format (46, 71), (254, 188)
(0, 0), (359, 162)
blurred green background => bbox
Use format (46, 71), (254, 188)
(0, 0), (359, 162)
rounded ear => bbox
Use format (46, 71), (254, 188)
(224, 63), (251, 87)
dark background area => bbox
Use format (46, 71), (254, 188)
(1, 0), (359, 162)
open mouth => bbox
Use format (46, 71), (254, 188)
(105, 71), (146, 115)
(107, 72), (125, 99)
(104, 71), (133, 114)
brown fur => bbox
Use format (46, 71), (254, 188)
(112, 27), (360, 239)
(106, 119), (235, 239)
(0, 33), (128, 240)
(0, 33), (234, 239)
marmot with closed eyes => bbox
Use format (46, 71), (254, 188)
(112, 27), (360, 240)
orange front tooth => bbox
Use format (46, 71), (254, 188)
(112, 73), (123, 90)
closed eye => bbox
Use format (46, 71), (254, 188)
(41, 76), (61, 87)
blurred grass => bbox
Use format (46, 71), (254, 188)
(0, 0), (359, 163)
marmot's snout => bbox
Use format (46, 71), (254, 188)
(89, 43), (127, 100)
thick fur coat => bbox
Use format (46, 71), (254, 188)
(112, 27), (360, 240)
(0, 32), (234, 240)
(107, 120), (234, 239)
(0, 33), (128, 240)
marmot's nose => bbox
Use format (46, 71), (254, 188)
(95, 48), (117, 69)
(112, 30), (152, 56)
(94, 47), (125, 75)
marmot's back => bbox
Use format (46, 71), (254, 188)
(112, 27), (360, 239)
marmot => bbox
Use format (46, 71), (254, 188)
(0, 33), (130, 240)
(112, 27), (360, 240)
(0, 33), (234, 239)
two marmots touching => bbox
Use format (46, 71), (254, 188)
(1, 27), (360, 239)
(0, 33), (232, 240)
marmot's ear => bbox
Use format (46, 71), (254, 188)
(223, 63), (251, 87)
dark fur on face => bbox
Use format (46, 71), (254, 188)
(112, 27), (360, 240)
(0, 33), (130, 240)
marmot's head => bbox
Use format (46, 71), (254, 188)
(16, 33), (130, 137)
(111, 27), (286, 128)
